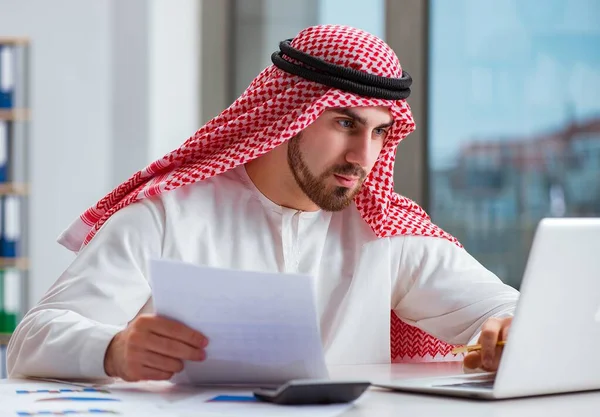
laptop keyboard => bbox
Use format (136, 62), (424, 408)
(433, 380), (495, 390)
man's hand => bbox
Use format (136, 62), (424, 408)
(463, 317), (512, 371)
(104, 314), (208, 382)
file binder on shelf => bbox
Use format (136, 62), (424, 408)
(0, 330), (10, 378)
(0, 344), (6, 378)
(0, 332), (9, 378)
(0, 269), (20, 332)
(0, 37), (30, 344)
(1, 268), (16, 378)
(1, 196), (21, 258)
(0, 44), (14, 109)
(0, 121), (8, 183)
(0, 38), (27, 111)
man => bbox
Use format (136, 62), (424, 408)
(7, 24), (518, 382)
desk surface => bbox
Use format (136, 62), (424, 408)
(330, 363), (600, 417)
(2, 363), (600, 416)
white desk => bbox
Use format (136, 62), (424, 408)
(329, 363), (600, 416)
(2, 363), (599, 416)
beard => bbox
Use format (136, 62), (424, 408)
(287, 135), (367, 212)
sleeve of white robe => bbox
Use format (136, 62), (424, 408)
(392, 235), (520, 346)
(7, 199), (164, 380)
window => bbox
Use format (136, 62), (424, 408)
(428, 0), (600, 288)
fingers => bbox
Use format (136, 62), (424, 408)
(501, 324), (510, 341)
(121, 364), (174, 382)
(118, 350), (179, 382)
(488, 344), (503, 371)
(463, 351), (482, 370)
(463, 348), (503, 372)
(142, 332), (206, 361)
(139, 366), (175, 381)
(479, 318), (502, 369)
(120, 337), (196, 382)
(139, 350), (185, 374)
(137, 315), (208, 349)
(465, 317), (512, 372)
(112, 315), (209, 382)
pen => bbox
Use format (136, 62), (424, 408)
(451, 340), (506, 355)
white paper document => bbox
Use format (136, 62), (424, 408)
(149, 259), (329, 386)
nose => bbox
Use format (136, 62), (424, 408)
(345, 132), (371, 169)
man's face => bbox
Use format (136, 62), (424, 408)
(287, 106), (393, 211)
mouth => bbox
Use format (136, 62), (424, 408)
(333, 174), (359, 188)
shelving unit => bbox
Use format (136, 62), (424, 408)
(0, 37), (30, 376)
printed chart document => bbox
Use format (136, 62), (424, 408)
(149, 259), (329, 387)
(0, 379), (351, 417)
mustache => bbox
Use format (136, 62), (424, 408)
(329, 164), (367, 179)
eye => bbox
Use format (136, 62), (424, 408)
(373, 127), (388, 137)
(337, 119), (355, 129)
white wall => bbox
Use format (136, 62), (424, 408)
(112, 0), (201, 186)
(0, 0), (114, 306)
(111, 0), (151, 186)
(0, 0), (201, 307)
(149, 0), (200, 161)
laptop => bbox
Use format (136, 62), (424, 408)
(375, 217), (600, 400)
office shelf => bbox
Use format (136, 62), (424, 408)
(0, 38), (30, 336)
(0, 109), (30, 121)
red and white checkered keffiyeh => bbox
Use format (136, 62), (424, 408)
(58, 24), (463, 363)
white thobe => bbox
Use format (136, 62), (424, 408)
(7, 165), (519, 379)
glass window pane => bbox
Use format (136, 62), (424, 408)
(428, 0), (600, 289)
